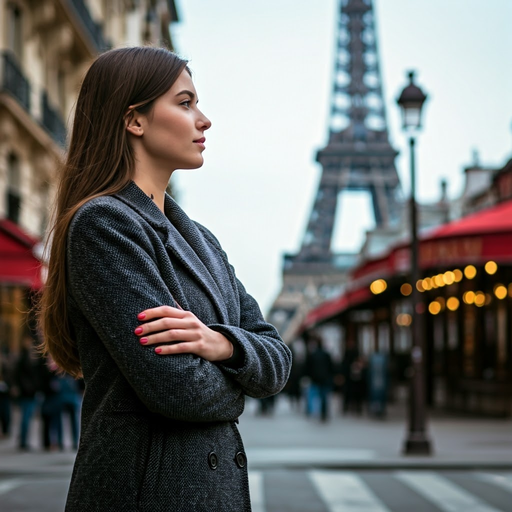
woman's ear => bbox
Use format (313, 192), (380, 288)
(125, 108), (144, 137)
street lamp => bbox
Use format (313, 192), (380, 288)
(396, 70), (432, 455)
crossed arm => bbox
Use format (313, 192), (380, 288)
(68, 200), (291, 422)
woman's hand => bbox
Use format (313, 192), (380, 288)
(134, 306), (234, 362)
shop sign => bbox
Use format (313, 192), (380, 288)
(420, 237), (482, 266)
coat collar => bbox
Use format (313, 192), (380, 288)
(113, 181), (229, 322)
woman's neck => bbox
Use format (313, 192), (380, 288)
(132, 172), (172, 213)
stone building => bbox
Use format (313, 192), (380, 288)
(0, 0), (180, 353)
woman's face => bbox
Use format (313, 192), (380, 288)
(134, 69), (211, 171)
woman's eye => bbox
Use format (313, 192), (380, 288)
(180, 100), (191, 108)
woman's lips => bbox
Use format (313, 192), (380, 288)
(194, 137), (206, 149)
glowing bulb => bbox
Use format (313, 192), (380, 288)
(434, 274), (444, 287)
(464, 265), (477, 279)
(401, 283), (413, 296)
(446, 297), (460, 311)
(370, 279), (387, 295)
(494, 285), (507, 300)
(485, 261), (498, 275)
(474, 292), (485, 307)
(463, 291), (475, 304)
(453, 269), (463, 282)
(428, 301), (441, 315)
(443, 271), (455, 285)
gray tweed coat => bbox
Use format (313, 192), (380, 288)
(65, 181), (292, 511)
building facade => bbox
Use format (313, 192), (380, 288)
(0, 0), (180, 354)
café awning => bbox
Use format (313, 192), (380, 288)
(0, 219), (43, 289)
(303, 199), (512, 329)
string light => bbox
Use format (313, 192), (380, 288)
(484, 261), (498, 275)
(370, 279), (387, 295)
(464, 265), (477, 279)
(400, 283), (413, 296)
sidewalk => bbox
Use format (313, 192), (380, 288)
(1, 396), (512, 475)
(238, 395), (512, 470)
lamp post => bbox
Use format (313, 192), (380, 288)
(396, 71), (432, 455)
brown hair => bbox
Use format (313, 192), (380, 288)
(38, 47), (188, 377)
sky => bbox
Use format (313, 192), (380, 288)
(171, 0), (512, 314)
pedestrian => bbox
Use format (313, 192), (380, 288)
(38, 46), (292, 511)
(283, 344), (303, 410)
(39, 356), (63, 451)
(14, 336), (41, 450)
(345, 356), (368, 415)
(58, 372), (82, 450)
(0, 350), (13, 438)
(304, 333), (334, 422)
(340, 338), (359, 414)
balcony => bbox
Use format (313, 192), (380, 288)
(68, 0), (109, 51)
(41, 92), (67, 147)
(0, 51), (30, 111)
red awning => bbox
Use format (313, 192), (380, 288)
(0, 219), (43, 289)
(428, 200), (512, 238)
(303, 199), (512, 329)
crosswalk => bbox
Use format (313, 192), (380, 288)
(249, 470), (512, 512)
(1, 470), (512, 511)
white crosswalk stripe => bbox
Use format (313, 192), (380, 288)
(475, 472), (512, 494)
(0, 479), (23, 495)
(396, 471), (503, 512)
(248, 471), (265, 512)
(310, 470), (390, 512)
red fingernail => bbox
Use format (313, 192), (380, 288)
(134, 327), (143, 335)
(137, 313), (146, 320)
(140, 338), (148, 344)
(155, 347), (162, 354)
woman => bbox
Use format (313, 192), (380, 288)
(39, 46), (291, 511)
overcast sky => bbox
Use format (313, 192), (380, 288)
(171, 0), (512, 314)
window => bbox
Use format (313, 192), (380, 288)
(6, 3), (23, 60)
(6, 153), (21, 224)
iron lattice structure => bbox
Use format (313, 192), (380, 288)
(293, 0), (401, 266)
(269, 0), (401, 341)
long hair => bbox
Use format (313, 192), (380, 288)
(38, 47), (188, 377)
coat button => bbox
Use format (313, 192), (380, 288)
(208, 451), (218, 470)
(234, 451), (247, 468)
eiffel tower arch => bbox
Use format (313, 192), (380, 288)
(269, 0), (401, 342)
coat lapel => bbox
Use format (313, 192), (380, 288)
(114, 181), (229, 322)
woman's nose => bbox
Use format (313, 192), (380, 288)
(198, 111), (212, 131)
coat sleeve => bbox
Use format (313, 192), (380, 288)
(67, 200), (245, 423)
(196, 224), (293, 399)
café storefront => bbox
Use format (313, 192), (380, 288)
(303, 199), (512, 416)
(0, 219), (42, 354)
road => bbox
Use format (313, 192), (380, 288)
(1, 469), (512, 511)
(2, 396), (512, 510)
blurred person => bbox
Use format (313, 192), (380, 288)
(14, 336), (41, 450)
(58, 372), (82, 450)
(258, 394), (276, 416)
(0, 350), (13, 438)
(304, 333), (334, 422)
(40, 356), (63, 451)
(340, 338), (360, 414)
(344, 356), (368, 415)
(38, 46), (292, 511)
(283, 344), (303, 410)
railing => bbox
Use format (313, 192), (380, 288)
(41, 92), (67, 147)
(68, 0), (109, 51)
(1, 51), (30, 111)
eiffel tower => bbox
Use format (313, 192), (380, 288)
(269, 0), (401, 342)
